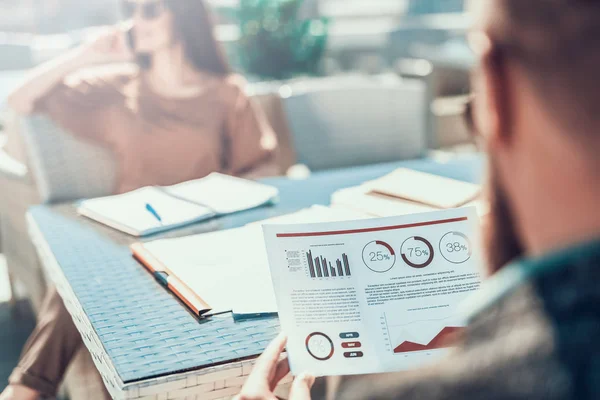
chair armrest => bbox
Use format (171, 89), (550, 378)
(286, 163), (312, 180)
(20, 115), (117, 203)
(0, 146), (28, 182)
(431, 95), (472, 148)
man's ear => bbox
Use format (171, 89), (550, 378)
(480, 57), (511, 147)
(471, 34), (512, 147)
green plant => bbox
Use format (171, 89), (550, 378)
(237, 0), (328, 80)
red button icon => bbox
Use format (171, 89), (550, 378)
(342, 341), (362, 348)
(344, 351), (364, 358)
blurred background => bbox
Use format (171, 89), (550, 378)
(0, 0), (473, 393)
(0, 0), (472, 103)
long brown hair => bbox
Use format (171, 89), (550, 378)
(137, 0), (232, 75)
(167, 0), (232, 75)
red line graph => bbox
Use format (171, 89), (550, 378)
(393, 327), (463, 353)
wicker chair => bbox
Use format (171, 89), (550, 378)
(0, 111), (117, 398)
(279, 74), (430, 171)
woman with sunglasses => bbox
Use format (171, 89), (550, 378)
(8, 0), (278, 191)
(1, 1), (278, 399)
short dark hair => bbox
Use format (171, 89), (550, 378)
(489, 0), (600, 131)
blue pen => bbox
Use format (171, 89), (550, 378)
(232, 312), (278, 322)
(145, 203), (163, 224)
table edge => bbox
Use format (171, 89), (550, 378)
(26, 211), (287, 400)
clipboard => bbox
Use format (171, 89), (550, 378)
(131, 242), (212, 317)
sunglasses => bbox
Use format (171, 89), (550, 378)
(463, 97), (476, 136)
(463, 96), (484, 149)
(121, 0), (168, 20)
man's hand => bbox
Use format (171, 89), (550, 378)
(235, 333), (315, 400)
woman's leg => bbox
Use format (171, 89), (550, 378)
(4, 286), (83, 399)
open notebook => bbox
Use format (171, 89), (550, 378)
(131, 206), (370, 319)
(366, 168), (481, 209)
(78, 173), (279, 236)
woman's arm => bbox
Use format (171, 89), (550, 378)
(242, 158), (281, 180)
(8, 49), (90, 114)
(7, 28), (132, 115)
(224, 76), (281, 178)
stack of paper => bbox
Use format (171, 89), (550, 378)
(133, 206), (370, 318)
(332, 168), (486, 217)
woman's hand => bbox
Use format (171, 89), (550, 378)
(6, 25), (133, 115)
(235, 333), (315, 400)
(79, 26), (134, 66)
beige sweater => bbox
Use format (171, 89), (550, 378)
(34, 67), (277, 193)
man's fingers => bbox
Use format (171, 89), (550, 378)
(234, 392), (279, 400)
(254, 333), (288, 376)
(289, 373), (315, 400)
(270, 357), (291, 390)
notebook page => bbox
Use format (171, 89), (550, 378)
(78, 187), (213, 236)
(368, 168), (481, 209)
(165, 173), (279, 215)
(332, 185), (437, 217)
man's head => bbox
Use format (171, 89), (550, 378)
(468, 0), (600, 273)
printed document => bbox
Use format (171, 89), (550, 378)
(263, 208), (483, 376)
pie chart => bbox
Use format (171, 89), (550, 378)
(400, 236), (434, 268)
(362, 240), (396, 273)
(306, 332), (334, 361)
(439, 232), (472, 264)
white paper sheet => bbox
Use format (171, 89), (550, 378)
(263, 208), (483, 377)
(332, 185), (437, 217)
(166, 173), (279, 214)
(141, 206), (371, 315)
(144, 226), (272, 314)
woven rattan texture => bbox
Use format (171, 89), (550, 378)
(30, 207), (280, 384)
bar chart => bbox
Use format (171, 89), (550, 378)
(306, 249), (351, 278)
